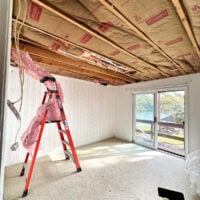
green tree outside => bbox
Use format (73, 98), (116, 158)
(136, 91), (184, 124)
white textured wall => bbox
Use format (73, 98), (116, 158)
(5, 67), (116, 166)
(114, 74), (200, 154)
(115, 88), (133, 142)
(187, 75), (200, 153)
(5, 66), (200, 166)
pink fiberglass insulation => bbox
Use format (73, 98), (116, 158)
(11, 48), (52, 80)
(11, 48), (64, 151)
(21, 116), (41, 150)
(37, 81), (64, 121)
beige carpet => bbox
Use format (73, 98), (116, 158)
(4, 138), (200, 200)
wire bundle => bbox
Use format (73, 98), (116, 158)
(8, 0), (28, 151)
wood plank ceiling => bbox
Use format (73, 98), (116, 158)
(12, 0), (200, 86)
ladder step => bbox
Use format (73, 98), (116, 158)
(59, 129), (66, 134)
(62, 139), (69, 146)
(64, 150), (74, 162)
(45, 120), (61, 123)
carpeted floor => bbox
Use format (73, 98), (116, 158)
(4, 138), (200, 200)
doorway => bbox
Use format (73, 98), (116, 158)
(157, 91), (185, 156)
(134, 90), (185, 157)
(134, 93), (156, 148)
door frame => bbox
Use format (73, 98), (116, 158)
(132, 91), (157, 150)
(132, 86), (189, 156)
(0, 0), (12, 198)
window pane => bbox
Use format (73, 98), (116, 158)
(158, 125), (184, 156)
(135, 122), (154, 147)
(136, 94), (154, 121)
(159, 91), (184, 124)
(158, 90), (185, 156)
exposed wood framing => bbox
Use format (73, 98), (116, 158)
(13, 60), (123, 85)
(98, 0), (187, 75)
(13, 18), (146, 80)
(171, 0), (200, 60)
(12, 40), (136, 84)
(31, 55), (127, 85)
(32, 0), (170, 78)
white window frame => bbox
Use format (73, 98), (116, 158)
(132, 86), (188, 157)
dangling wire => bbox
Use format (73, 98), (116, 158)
(13, 0), (27, 110)
(9, 0), (27, 151)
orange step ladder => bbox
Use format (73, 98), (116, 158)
(20, 77), (81, 197)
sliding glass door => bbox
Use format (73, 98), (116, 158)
(157, 91), (185, 156)
(134, 93), (155, 148)
(134, 90), (185, 156)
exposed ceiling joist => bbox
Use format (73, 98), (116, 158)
(171, 0), (200, 59)
(12, 40), (136, 84)
(11, 0), (200, 86)
(38, 64), (99, 83)
(98, 0), (187, 75)
(30, 54), (127, 85)
(12, 59), (119, 85)
(32, 0), (170, 78)
(13, 18), (146, 81)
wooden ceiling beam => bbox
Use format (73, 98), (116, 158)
(32, 0), (170, 77)
(29, 54), (127, 85)
(171, 0), (200, 59)
(12, 40), (137, 83)
(98, 0), (187, 75)
(12, 61), (122, 85)
(13, 19), (147, 81)
(38, 63), (124, 85)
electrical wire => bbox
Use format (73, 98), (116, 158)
(9, 0), (28, 151)
(13, 0), (27, 110)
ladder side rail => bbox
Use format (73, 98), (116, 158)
(56, 94), (81, 172)
(41, 91), (48, 104)
(56, 122), (70, 160)
(22, 93), (53, 197)
(19, 152), (30, 176)
(19, 92), (48, 177)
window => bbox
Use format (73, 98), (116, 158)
(134, 89), (186, 157)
